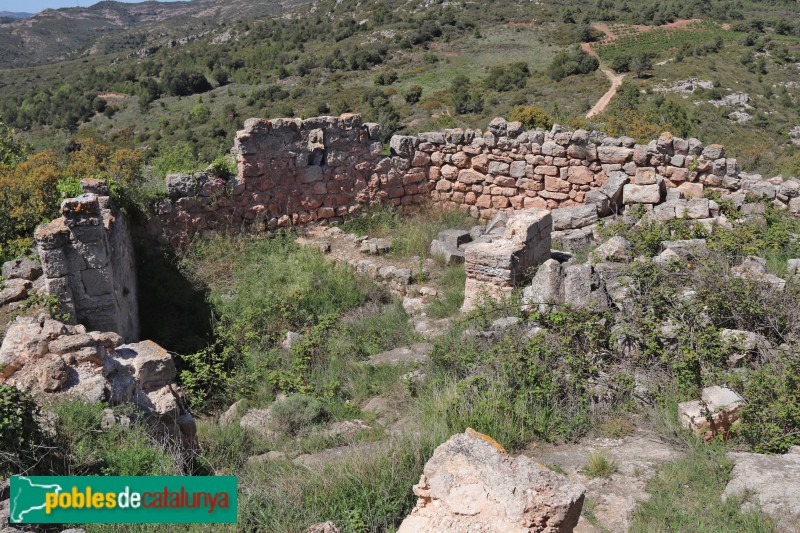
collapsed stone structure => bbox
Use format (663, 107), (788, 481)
(34, 179), (139, 342)
(152, 114), (784, 247)
(0, 315), (195, 444)
(397, 429), (585, 532)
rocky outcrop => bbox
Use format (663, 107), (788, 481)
(34, 179), (139, 342)
(0, 316), (194, 445)
(397, 429), (585, 533)
(723, 447), (800, 531)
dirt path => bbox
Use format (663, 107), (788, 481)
(586, 67), (625, 118)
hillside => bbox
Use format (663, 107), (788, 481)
(1, 0), (800, 531)
(0, 0), (798, 178)
(0, 0), (309, 68)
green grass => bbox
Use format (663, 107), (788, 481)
(581, 450), (618, 478)
(630, 440), (774, 532)
(182, 233), (378, 344)
(342, 204), (473, 259)
(426, 264), (466, 318)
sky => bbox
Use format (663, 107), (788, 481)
(0, 0), (183, 14)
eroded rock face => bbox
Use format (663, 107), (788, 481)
(397, 429), (585, 533)
(0, 316), (195, 445)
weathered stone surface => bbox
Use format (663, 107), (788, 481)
(551, 205), (598, 231)
(523, 259), (563, 312)
(0, 317), (194, 444)
(0, 279), (31, 307)
(526, 429), (681, 532)
(429, 240), (465, 265)
(732, 256), (787, 290)
(623, 183), (663, 204)
(2, 257), (42, 281)
(368, 343), (433, 365)
(678, 386), (743, 441)
(35, 181), (139, 342)
(307, 522), (341, 533)
(593, 236), (632, 263)
(723, 447), (800, 532)
(166, 173), (207, 199)
(397, 429), (585, 533)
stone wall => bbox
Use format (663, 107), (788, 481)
(34, 179), (140, 342)
(152, 114), (431, 246)
(152, 114), (750, 246)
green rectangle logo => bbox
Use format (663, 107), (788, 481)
(9, 476), (237, 524)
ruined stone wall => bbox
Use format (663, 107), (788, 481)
(153, 114), (431, 246)
(35, 180), (140, 342)
(152, 114), (746, 246)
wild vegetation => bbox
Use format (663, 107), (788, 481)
(1, 0), (800, 531)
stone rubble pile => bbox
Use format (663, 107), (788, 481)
(0, 315), (195, 445)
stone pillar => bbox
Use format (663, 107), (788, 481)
(461, 209), (552, 312)
(35, 181), (140, 342)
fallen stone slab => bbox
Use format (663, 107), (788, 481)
(592, 236), (632, 263)
(678, 386), (743, 441)
(551, 205), (599, 231)
(723, 447), (800, 532)
(368, 343), (433, 365)
(429, 239), (465, 265)
(397, 429), (585, 533)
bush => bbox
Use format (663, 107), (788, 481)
(509, 105), (554, 130)
(450, 75), (484, 114)
(484, 62), (530, 92)
(547, 47), (599, 81)
(404, 85), (423, 104)
(0, 385), (42, 476)
(269, 394), (327, 435)
(0, 150), (61, 262)
(210, 154), (237, 179)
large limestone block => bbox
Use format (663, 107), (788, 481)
(115, 340), (176, 392)
(523, 259), (564, 312)
(678, 386), (743, 441)
(550, 205), (598, 231)
(398, 430), (585, 533)
(623, 183), (664, 204)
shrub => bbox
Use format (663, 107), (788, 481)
(0, 150), (61, 262)
(509, 105), (554, 130)
(404, 85), (423, 104)
(582, 451), (618, 478)
(484, 62), (530, 92)
(450, 75), (484, 114)
(269, 394), (326, 435)
(547, 47), (599, 81)
(739, 354), (800, 453)
(211, 154), (237, 180)
(0, 385), (42, 476)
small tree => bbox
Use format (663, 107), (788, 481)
(404, 85), (423, 104)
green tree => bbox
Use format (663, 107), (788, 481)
(450, 75), (483, 114)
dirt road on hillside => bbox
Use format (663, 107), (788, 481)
(587, 67), (625, 118)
